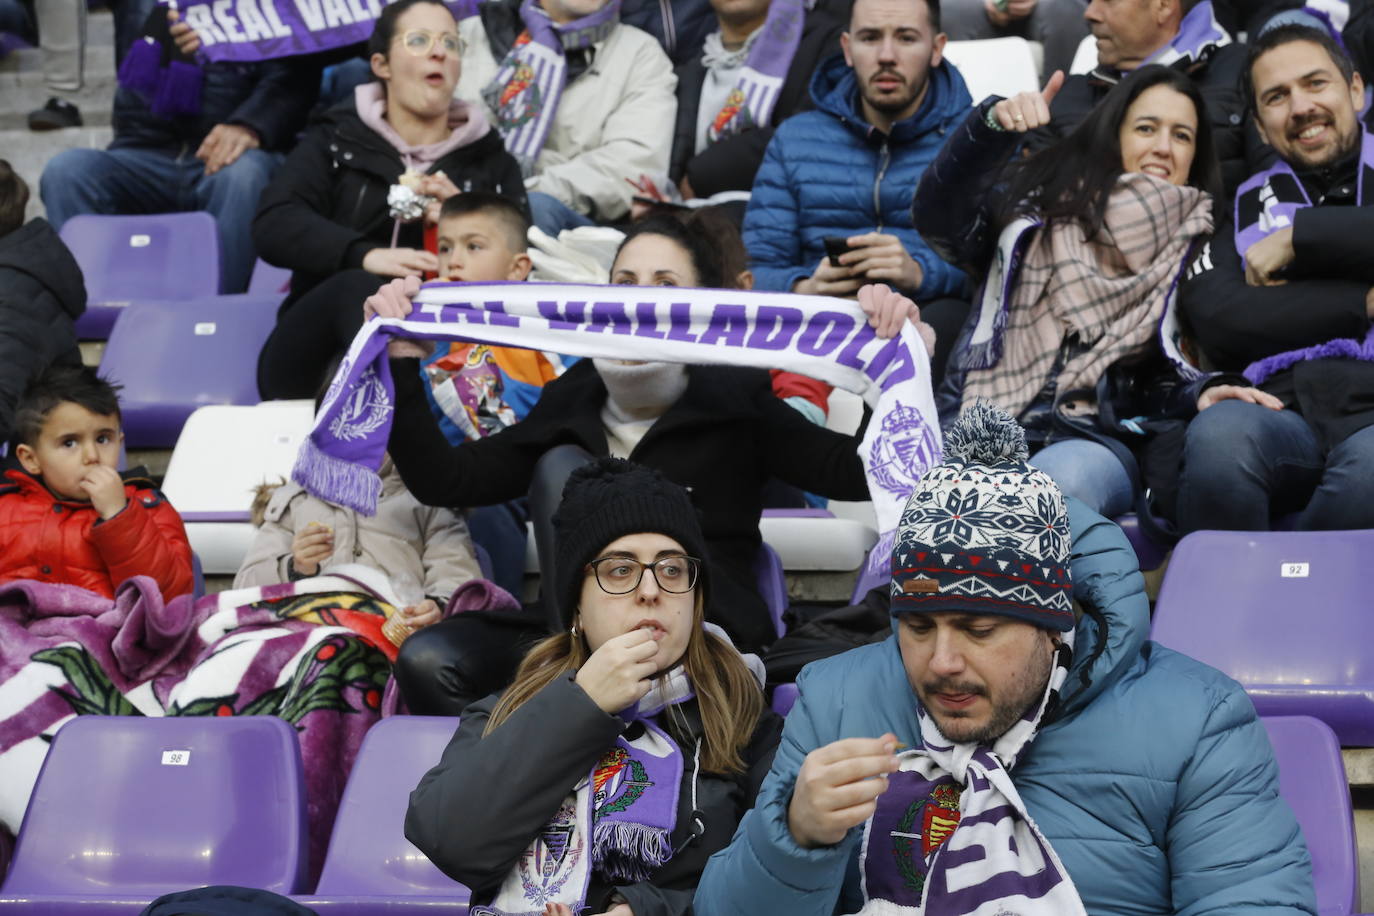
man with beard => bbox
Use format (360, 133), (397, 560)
(742, 0), (970, 382)
(695, 404), (1315, 916)
(1177, 24), (1374, 533)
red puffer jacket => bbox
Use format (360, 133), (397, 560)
(0, 470), (194, 600)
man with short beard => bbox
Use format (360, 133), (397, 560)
(695, 404), (1314, 916)
(742, 0), (971, 381)
(1177, 24), (1374, 533)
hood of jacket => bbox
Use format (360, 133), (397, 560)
(809, 51), (972, 145)
(0, 219), (86, 320)
(353, 82), (493, 172)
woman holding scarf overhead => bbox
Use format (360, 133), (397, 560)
(911, 65), (1278, 527)
(456, 0), (678, 234)
(252, 0), (527, 400)
(406, 457), (781, 916)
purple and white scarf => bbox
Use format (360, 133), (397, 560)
(703, 0), (805, 144)
(1141, 0), (1229, 69)
(1234, 128), (1374, 269)
(292, 282), (942, 537)
(481, 0), (622, 175)
(472, 667), (692, 916)
(856, 631), (1084, 916)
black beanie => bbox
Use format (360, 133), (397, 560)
(550, 457), (709, 630)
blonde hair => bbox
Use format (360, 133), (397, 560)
(485, 592), (763, 774)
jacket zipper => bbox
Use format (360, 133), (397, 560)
(872, 140), (890, 232)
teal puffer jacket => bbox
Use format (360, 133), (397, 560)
(694, 500), (1316, 916)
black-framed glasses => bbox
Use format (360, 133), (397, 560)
(395, 29), (463, 57)
(587, 555), (701, 595)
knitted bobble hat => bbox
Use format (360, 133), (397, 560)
(890, 403), (1074, 631)
(551, 457), (709, 630)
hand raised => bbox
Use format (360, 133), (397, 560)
(574, 628), (661, 714)
(788, 734), (900, 848)
(992, 69), (1063, 132)
(80, 465), (128, 520)
(857, 283), (937, 356)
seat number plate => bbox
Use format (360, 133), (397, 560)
(1280, 562), (1309, 578)
(161, 750), (191, 766)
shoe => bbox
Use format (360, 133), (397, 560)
(28, 97), (82, 131)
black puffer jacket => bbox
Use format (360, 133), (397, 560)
(251, 99), (527, 304)
(0, 220), (85, 445)
(407, 674), (782, 916)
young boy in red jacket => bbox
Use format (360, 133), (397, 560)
(2, 364), (193, 599)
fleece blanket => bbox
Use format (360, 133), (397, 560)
(0, 572), (518, 880)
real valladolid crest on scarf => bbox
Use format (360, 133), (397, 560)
(291, 282), (943, 539)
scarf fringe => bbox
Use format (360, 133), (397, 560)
(1244, 329), (1374, 386)
(118, 37), (163, 94)
(291, 435), (382, 516)
(151, 59), (204, 118)
(591, 821), (671, 884)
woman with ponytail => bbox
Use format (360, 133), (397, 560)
(405, 457), (780, 916)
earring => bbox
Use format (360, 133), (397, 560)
(570, 617), (579, 639)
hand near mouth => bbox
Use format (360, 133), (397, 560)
(575, 628), (660, 713)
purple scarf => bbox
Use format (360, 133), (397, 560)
(1235, 129), (1374, 268)
(704, 0), (805, 144)
(481, 0), (622, 174)
(1142, 0), (1229, 69)
(1245, 325), (1374, 386)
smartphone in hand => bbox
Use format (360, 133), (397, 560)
(824, 236), (854, 268)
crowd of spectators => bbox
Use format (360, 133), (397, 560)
(0, 0), (1371, 910)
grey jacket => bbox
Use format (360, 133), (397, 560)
(406, 674), (782, 916)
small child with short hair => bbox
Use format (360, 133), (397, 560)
(1, 364), (194, 599)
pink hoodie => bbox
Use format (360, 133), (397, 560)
(353, 82), (493, 173)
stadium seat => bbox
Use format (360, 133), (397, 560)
(1113, 513), (1168, 572)
(248, 259), (293, 296)
(1069, 34), (1098, 75)
(162, 401), (317, 575)
(296, 715), (470, 908)
(850, 540), (891, 604)
(99, 295), (282, 448)
(59, 213), (221, 340)
(1151, 530), (1374, 745)
(1261, 716), (1359, 916)
(0, 716), (308, 910)
(942, 37), (1040, 105)
(772, 683), (800, 717)
(754, 542), (789, 639)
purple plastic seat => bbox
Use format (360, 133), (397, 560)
(1112, 513), (1168, 572)
(753, 543), (788, 639)
(1151, 529), (1374, 745)
(772, 683), (799, 717)
(295, 715), (470, 910)
(1261, 716), (1359, 916)
(98, 295), (282, 448)
(248, 259), (292, 296)
(0, 715), (308, 912)
(59, 213), (221, 340)
(850, 544), (890, 605)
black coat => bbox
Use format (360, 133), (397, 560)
(0, 220), (85, 445)
(1179, 152), (1374, 449)
(251, 100), (527, 304)
(405, 674), (782, 916)
(1024, 43), (1268, 202)
(669, 8), (844, 196)
(111, 56), (318, 154)
(386, 358), (870, 651)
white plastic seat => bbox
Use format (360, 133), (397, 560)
(1070, 35), (1098, 75)
(162, 401), (316, 575)
(942, 37), (1040, 104)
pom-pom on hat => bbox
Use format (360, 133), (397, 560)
(551, 457), (709, 630)
(890, 403), (1074, 631)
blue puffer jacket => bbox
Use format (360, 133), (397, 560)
(695, 500), (1316, 916)
(742, 53), (971, 299)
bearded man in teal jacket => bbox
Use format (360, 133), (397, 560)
(695, 404), (1315, 916)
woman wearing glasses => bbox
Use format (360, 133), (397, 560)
(252, 0), (529, 400)
(407, 457), (781, 916)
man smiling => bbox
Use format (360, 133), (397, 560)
(695, 404), (1315, 916)
(1177, 24), (1374, 533)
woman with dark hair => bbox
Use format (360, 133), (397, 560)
(252, 0), (528, 400)
(912, 65), (1276, 522)
(406, 457), (781, 916)
(365, 211), (870, 711)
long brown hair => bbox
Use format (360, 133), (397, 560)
(485, 592), (763, 774)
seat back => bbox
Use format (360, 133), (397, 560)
(1260, 716), (1358, 916)
(248, 259), (293, 295)
(1151, 530), (1374, 745)
(2, 715), (307, 896)
(754, 542), (789, 638)
(314, 716), (468, 897)
(162, 401), (317, 574)
(942, 37), (1040, 104)
(1070, 34), (1098, 74)
(99, 295), (283, 448)
(60, 213), (221, 339)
